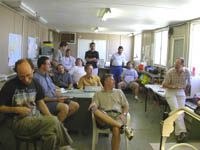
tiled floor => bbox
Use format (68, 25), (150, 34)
(0, 92), (199, 150)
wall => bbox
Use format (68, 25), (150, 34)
(53, 32), (134, 62)
(0, 4), (49, 74)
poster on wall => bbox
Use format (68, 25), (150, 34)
(8, 33), (22, 66)
(28, 37), (37, 59)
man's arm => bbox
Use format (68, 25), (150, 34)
(38, 100), (52, 116)
(0, 105), (31, 116)
(78, 77), (84, 89)
(110, 59), (113, 67)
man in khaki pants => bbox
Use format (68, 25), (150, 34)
(162, 57), (191, 143)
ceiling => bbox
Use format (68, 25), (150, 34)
(4, 0), (200, 34)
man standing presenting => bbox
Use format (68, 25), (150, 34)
(85, 42), (99, 75)
(118, 61), (139, 100)
(110, 46), (126, 87)
(0, 59), (74, 150)
(88, 74), (133, 150)
(162, 57), (191, 143)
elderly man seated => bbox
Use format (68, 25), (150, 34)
(78, 64), (102, 89)
(34, 56), (79, 122)
(0, 59), (74, 150)
(53, 64), (73, 89)
(88, 74), (133, 150)
(118, 61), (139, 100)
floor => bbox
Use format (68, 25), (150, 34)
(0, 92), (199, 150)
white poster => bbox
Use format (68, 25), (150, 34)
(8, 33), (22, 66)
(28, 37), (37, 59)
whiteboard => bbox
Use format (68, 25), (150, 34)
(8, 33), (22, 66)
(77, 39), (107, 63)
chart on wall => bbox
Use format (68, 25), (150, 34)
(28, 37), (37, 59)
(8, 33), (22, 66)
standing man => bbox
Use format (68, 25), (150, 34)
(110, 46), (126, 87)
(0, 59), (74, 150)
(118, 61), (139, 100)
(85, 42), (99, 75)
(162, 57), (191, 143)
(53, 41), (68, 67)
(34, 56), (79, 122)
(62, 49), (76, 72)
(88, 74), (133, 150)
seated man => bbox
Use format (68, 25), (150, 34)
(78, 64), (102, 89)
(118, 61), (139, 100)
(53, 64), (73, 89)
(34, 56), (79, 122)
(0, 59), (74, 150)
(88, 74), (133, 150)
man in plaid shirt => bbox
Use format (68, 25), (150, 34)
(162, 57), (191, 143)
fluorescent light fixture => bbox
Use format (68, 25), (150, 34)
(20, 2), (36, 17)
(39, 16), (48, 24)
(94, 27), (99, 33)
(102, 8), (111, 21)
(128, 33), (134, 37)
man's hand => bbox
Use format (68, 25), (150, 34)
(57, 96), (70, 103)
(88, 102), (97, 111)
(119, 114), (126, 125)
(15, 107), (31, 116)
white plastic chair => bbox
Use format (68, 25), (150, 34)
(92, 112), (131, 150)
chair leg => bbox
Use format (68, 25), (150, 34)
(33, 141), (37, 150)
(26, 142), (29, 150)
(92, 130), (97, 150)
(125, 134), (128, 150)
(16, 139), (20, 150)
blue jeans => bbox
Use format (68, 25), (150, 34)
(110, 66), (123, 88)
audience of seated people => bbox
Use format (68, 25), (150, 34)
(118, 61), (139, 100)
(69, 58), (86, 87)
(53, 64), (73, 89)
(62, 49), (76, 72)
(78, 64), (102, 89)
(34, 56), (79, 122)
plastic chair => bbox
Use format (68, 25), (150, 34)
(92, 112), (131, 150)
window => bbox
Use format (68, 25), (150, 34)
(133, 34), (142, 61)
(189, 22), (200, 75)
(153, 30), (168, 66)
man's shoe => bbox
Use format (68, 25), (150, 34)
(59, 146), (76, 150)
(176, 132), (187, 143)
(120, 125), (134, 140)
(134, 96), (138, 100)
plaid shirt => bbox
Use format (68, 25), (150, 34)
(162, 67), (191, 88)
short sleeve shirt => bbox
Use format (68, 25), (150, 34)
(53, 72), (73, 88)
(85, 50), (99, 68)
(92, 89), (129, 113)
(121, 68), (138, 83)
(53, 49), (64, 64)
(111, 53), (126, 66)
(34, 71), (57, 98)
(0, 77), (45, 118)
(78, 75), (102, 89)
(61, 56), (76, 71)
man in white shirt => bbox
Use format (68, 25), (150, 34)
(110, 46), (126, 87)
(69, 58), (86, 85)
(118, 61), (139, 100)
(53, 41), (68, 66)
(62, 49), (76, 72)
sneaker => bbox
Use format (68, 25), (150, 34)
(59, 146), (76, 150)
(120, 125), (134, 140)
(134, 96), (138, 100)
(176, 132), (187, 143)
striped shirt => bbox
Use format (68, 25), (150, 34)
(162, 67), (191, 88)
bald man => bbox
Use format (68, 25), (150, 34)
(0, 59), (75, 150)
(162, 57), (191, 143)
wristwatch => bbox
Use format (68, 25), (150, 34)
(123, 112), (127, 116)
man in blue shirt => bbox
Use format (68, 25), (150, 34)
(34, 56), (79, 122)
(53, 64), (73, 89)
(118, 61), (139, 100)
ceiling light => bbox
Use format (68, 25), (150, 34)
(94, 27), (99, 33)
(102, 8), (111, 21)
(39, 16), (48, 24)
(20, 2), (37, 17)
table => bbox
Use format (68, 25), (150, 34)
(144, 84), (167, 112)
(59, 89), (95, 132)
